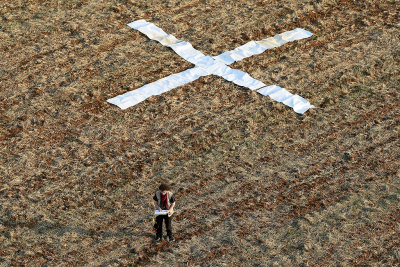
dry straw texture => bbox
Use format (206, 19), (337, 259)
(1, 0), (399, 266)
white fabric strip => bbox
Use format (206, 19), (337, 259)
(107, 67), (208, 109)
(169, 42), (209, 66)
(128, 20), (181, 46)
(257, 85), (314, 114)
(109, 20), (314, 114)
(214, 41), (266, 65)
(220, 68), (266, 90)
(129, 20), (210, 65)
(214, 28), (313, 65)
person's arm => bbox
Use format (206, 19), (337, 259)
(168, 202), (175, 213)
(154, 200), (162, 212)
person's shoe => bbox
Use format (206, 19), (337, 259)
(155, 236), (162, 243)
(167, 236), (175, 242)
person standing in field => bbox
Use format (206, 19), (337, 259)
(153, 183), (175, 242)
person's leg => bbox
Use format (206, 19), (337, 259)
(155, 215), (163, 239)
(165, 215), (174, 240)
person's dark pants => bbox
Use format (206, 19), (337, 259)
(155, 215), (172, 239)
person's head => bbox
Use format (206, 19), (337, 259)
(159, 183), (170, 195)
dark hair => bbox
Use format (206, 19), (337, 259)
(159, 183), (170, 191)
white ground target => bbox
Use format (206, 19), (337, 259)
(107, 20), (314, 114)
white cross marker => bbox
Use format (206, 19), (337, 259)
(107, 20), (314, 114)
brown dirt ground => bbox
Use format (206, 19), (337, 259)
(1, 0), (400, 266)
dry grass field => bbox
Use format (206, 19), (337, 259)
(1, 0), (400, 265)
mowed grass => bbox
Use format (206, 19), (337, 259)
(0, 0), (399, 265)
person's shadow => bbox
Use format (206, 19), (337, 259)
(1, 218), (153, 255)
